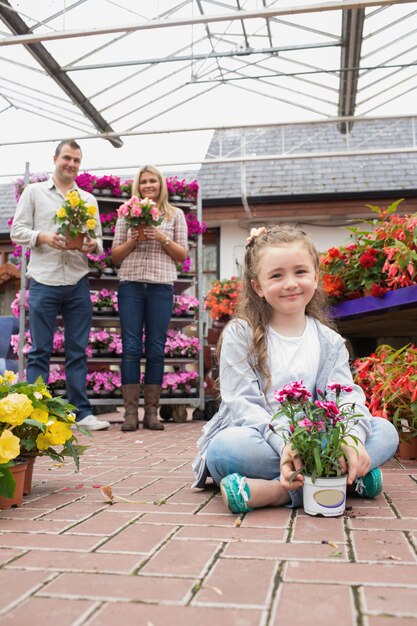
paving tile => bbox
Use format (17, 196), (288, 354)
(223, 540), (348, 560)
(6, 550), (143, 574)
(89, 603), (264, 626)
(271, 582), (354, 626)
(362, 585), (417, 616)
(142, 538), (220, 576)
(38, 572), (194, 602)
(291, 514), (346, 542)
(283, 561), (417, 586)
(0, 597), (96, 625)
(0, 549), (25, 566)
(0, 570), (50, 615)
(348, 519), (417, 531)
(351, 530), (416, 562)
(0, 533), (102, 551)
(138, 512), (235, 526)
(63, 509), (139, 535)
(35, 501), (107, 522)
(367, 618), (417, 626)
(240, 507), (292, 529)
(176, 525), (288, 542)
(96, 521), (175, 553)
(0, 519), (72, 533)
(194, 558), (277, 606)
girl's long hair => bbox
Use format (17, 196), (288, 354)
(235, 225), (336, 387)
(132, 165), (175, 221)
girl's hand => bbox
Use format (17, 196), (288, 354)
(339, 437), (371, 485)
(280, 443), (304, 490)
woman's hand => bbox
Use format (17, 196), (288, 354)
(339, 437), (371, 485)
(279, 443), (304, 490)
(143, 226), (164, 243)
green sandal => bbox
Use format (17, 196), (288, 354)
(355, 467), (383, 498)
(220, 473), (253, 514)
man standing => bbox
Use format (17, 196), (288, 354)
(11, 139), (110, 430)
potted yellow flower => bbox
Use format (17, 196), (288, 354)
(52, 190), (98, 250)
(0, 370), (89, 508)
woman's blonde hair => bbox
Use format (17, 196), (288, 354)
(132, 165), (175, 221)
(235, 224), (335, 387)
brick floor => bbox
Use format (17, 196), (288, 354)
(0, 416), (416, 626)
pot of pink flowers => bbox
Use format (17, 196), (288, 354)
(172, 294), (200, 318)
(164, 330), (200, 358)
(91, 289), (118, 315)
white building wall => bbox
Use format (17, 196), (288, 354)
(218, 222), (356, 281)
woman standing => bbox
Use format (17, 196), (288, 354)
(111, 165), (189, 431)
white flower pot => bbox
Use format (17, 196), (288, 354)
(303, 475), (347, 517)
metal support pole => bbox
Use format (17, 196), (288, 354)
(18, 162), (29, 381)
(196, 180), (205, 413)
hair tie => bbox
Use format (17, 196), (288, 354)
(246, 226), (267, 247)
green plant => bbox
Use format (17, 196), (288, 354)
(52, 190), (98, 240)
(320, 199), (417, 303)
(354, 344), (417, 443)
(205, 276), (241, 320)
(0, 370), (89, 498)
(271, 381), (361, 481)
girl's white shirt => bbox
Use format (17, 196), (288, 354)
(266, 316), (320, 410)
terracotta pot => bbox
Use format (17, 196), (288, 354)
(65, 232), (85, 250)
(0, 460), (28, 510)
(22, 455), (36, 496)
(397, 439), (417, 460)
(134, 225), (147, 241)
(303, 475), (347, 517)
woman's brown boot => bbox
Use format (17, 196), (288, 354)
(143, 384), (164, 430)
(121, 384), (140, 431)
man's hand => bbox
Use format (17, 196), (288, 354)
(37, 231), (66, 249)
(82, 235), (97, 254)
(279, 443), (304, 490)
(339, 437), (371, 485)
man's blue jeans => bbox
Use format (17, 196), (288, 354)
(27, 276), (93, 421)
(118, 281), (174, 385)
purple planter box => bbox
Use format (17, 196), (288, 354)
(331, 285), (417, 320)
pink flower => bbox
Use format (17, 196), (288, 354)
(326, 382), (354, 394)
(274, 381), (311, 404)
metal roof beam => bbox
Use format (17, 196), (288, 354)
(338, 6), (365, 131)
(0, 0), (123, 148)
(0, 1), (414, 47)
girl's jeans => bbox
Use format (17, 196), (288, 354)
(206, 418), (399, 507)
(118, 281), (174, 385)
(27, 276), (93, 421)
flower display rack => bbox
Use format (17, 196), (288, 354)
(74, 188), (204, 413)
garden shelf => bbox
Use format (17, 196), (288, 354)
(331, 285), (417, 338)
(85, 193), (204, 415)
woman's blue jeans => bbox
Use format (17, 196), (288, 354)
(206, 418), (399, 506)
(118, 281), (174, 385)
(27, 276), (93, 421)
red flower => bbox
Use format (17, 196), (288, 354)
(359, 248), (379, 268)
(371, 284), (388, 297)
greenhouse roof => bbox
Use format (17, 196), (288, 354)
(1, 0), (417, 177)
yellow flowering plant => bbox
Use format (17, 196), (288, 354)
(0, 370), (90, 499)
(52, 189), (98, 243)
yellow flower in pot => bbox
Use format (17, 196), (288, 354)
(0, 370), (90, 505)
(52, 190), (98, 250)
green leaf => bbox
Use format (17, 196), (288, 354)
(313, 447), (323, 476)
(0, 467), (16, 499)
